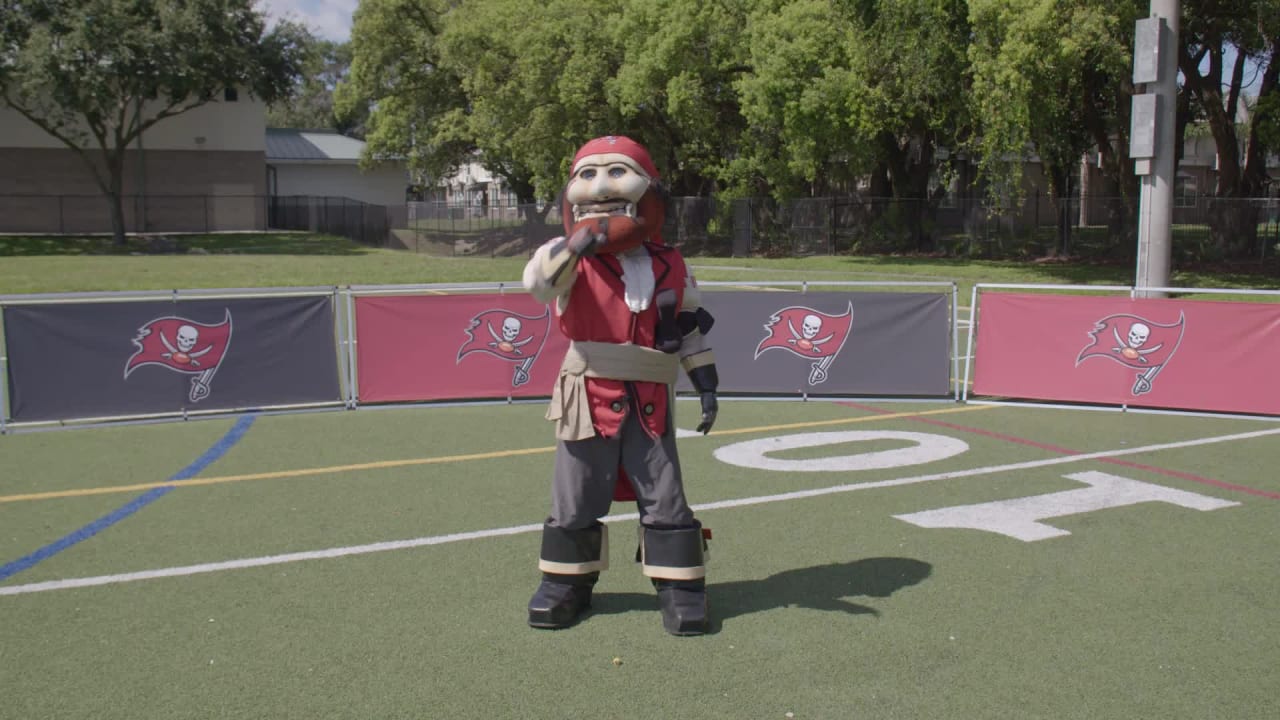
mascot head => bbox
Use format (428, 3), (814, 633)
(562, 135), (666, 253)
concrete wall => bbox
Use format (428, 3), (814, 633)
(0, 93), (268, 232)
(0, 148), (266, 232)
(0, 95), (270, 232)
(0, 96), (266, 152)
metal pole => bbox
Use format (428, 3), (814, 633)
(961, 285), (979, 403)
(951, 283), (959, 401)
(1134, 0), (1180, 297)
(0, 308), (8, 434)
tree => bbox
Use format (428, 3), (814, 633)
(0, 0), (307, 245)
(1179, 0), (1280, 256)
(968, 0), (1143, 253)
(344, 0), (755, 210)
(436, 0), (629, 201)
(734, 0), (876, 199)
(608, 0), (754, 196)
(267, 37), (366, 137)
(735, 0), (971, 248)
(337, 0), (473, 194)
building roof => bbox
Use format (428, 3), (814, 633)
(265, 128), (366, 162)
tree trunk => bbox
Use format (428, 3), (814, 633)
(1206, 199), (1259, 259)
(107, 191), (128, 246)
(105, 148), (129, 246)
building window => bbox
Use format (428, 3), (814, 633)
(1174, 175), (1197, 208)
(224, 87), (238, 102)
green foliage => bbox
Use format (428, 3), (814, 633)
(967, 0), (1138, 203)
(267, 37), (366, 137)
(438, 0), (621, 198)
(1, 0), (306, 150)
(337, 0), (472, 180)
(608, 0), (753, 195)
(735, 0), (971, 201)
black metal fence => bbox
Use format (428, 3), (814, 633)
(0, 194), (268, 234)
(3, 192), (1276, 263)
(667, 194), (1280, 262)
(268, 196), (390, 247)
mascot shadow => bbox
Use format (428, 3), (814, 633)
(588, 557), (933, 634)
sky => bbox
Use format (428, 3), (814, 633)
(259, 0), (358, 42)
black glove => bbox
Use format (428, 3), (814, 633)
(566, 219), (608, 256)
(695, 391), (718, 434)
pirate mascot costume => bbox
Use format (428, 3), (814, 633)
(522, 136), (719, 636)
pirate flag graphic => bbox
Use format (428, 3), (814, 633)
(754, 302), (855, 385)
(1076, 312), (1186, 395)
(457, 308), (552, 387)
(124, 310), (234, 402)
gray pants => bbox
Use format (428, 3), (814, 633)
(548, 412), (695, 530)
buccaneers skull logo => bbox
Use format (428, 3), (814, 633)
(1076, 312), (1186, 395)
(457, 308), (552, 387)
(755, 303), (855, 385)
(124, 310), (234, 402)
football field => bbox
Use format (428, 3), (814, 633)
(3, 397), (1279, 719)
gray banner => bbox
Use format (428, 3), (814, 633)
(680, 291), (951, 396)
(4, 295), (341, 422)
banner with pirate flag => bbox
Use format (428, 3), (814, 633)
(972, 292), (1280, 415)
(3, 296), (341, 423)
(354, 294), (568, 403)
(676, 290), (951, 396)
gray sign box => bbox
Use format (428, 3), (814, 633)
(1130, 93), (1158, 159)
(1133, 17), (1164, 85)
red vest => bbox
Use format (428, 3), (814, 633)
(558, 243), (688, 439)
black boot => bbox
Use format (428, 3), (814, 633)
(528, 522), (608, 630)
(654, 578), (708, 636)
(638, 522), (709, 636)
(528, 572), (598, 629)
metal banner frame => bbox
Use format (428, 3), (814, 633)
(1, 279), (960, 434)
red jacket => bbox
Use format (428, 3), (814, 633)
(558, 242), (688, 441)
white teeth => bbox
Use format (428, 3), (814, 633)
(572, 202), (636, 223)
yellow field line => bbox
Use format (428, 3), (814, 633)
(0, 405), (992, 504)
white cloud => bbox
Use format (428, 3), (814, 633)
(258, 0), (358, 42)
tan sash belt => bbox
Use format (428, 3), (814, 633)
(547, 341), (680, 441)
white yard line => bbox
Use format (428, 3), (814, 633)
(4, 425), (1278, 597)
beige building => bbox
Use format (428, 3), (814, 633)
(0, 89), (268, 233)
(266, 129), (409, 207)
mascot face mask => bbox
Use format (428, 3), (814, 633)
(562, 135), (666, 254)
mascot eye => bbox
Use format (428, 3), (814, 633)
(578, 168), (597, 180)
(608, 166), (628, 178)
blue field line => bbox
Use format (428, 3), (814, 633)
(0, 415), (258, 583)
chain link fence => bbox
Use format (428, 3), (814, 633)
(3, 192), (1276, 263)
(0, 194), (268, 234)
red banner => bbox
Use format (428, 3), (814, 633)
(355, 294), (569, 403)
(972, 293), (1280, 415)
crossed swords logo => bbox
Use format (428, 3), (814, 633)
(457, 310), (549, 388)
(485, 317), (537, 385)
